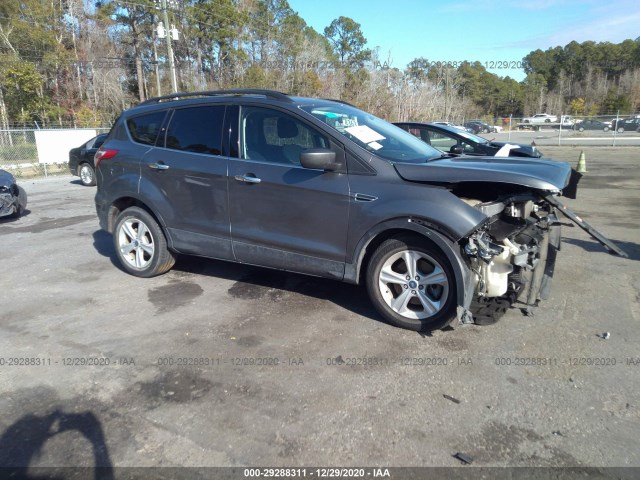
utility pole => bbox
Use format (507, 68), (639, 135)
(152, 17), (162, 96)
(159, 0), (178, 93)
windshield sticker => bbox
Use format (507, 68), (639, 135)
(368, 141), (383, 150)
(345, 125), (385, 144)
(310, 110), (341, 119)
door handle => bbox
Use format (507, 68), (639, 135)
(234, 174), (261, 184)
(148, 163), (170, 170)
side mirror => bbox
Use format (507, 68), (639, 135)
(450, 145), (464, 155)
(300, 148), (339, 171)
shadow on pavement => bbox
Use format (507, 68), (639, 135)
(562, 237), (640, 262)
(0, 409), (113, 479)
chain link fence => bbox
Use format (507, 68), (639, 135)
(0, 127), (110, 179)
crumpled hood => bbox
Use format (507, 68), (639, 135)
(394, 156), (572, 192)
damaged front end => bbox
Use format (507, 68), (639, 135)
(461, 194), (562, 324)
(457, 187), (627, 325)
(394, 155), (626, 327)
(0, 169), (27, 218)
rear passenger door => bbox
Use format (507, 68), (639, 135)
(227, 106), (350, 279)
(138, 104), (233, 260)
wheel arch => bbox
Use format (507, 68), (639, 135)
(345, 219), (474, 311)
(106, 195), (167, 239)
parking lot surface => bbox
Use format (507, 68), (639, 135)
(1, 147), (639, 472)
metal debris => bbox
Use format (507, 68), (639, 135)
(443, 394), (461, 404)
(453, 452), (473, 464)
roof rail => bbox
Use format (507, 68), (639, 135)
(138, 89), (293, 106)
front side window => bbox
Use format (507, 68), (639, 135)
(428, 131), (458, 152)
(301, 104), (441, 163)
(127, 111), (166, 146)
(241, 107), (328, 166)
(165, 106), (225, 155)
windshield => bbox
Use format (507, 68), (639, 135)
(300, 104), (442, 163)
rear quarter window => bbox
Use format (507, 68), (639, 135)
(126, 111), (167, 146)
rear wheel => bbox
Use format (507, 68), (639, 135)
(618, 127), (625, 133)
(366, 235), (456, 331)
(113, 207), (175, 277)
(604, 126), (610, 132)
(79, 163), (96, 186)
(578, 127), (585, 132)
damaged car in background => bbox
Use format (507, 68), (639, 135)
(0, 169), (27, 219)
(95, 91), (627, 332)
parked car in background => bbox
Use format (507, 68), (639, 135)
(463, 122), (482, 134)
(0, 169), (27, 218)
(464, 121), (495, 134)
(431, 121), (469, 132)
(572, 119), (610, 132)
(611, 117), (640, 133)
(395, 122), (542, 158)
(523, 113), (557, 124)
(68, 133), (107, 186)
(92, 89), (620, 332)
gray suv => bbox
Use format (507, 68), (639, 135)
(95, 89), (624, 331)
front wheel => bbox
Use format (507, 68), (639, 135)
(604, 126), (610, 132)
(617, 127), (625, 133)
(578, 127), (585, 132)
(113, 207), (175, 277)
(366, 236), (456, 331)
(79, 163), (96, 186)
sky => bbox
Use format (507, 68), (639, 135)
(287, 0), (640, 81)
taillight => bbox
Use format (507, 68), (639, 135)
(94, 148), (119, 168)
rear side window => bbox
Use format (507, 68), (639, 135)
(165, 106), (225, 155)
(127, 111), (166, 146)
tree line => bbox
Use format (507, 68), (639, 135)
(0, 0), (639, 129)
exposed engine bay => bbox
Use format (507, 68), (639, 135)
(460, 194), (561, 325)
(452, 180), (629, 326)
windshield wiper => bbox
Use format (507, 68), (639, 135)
(427, 153), (456, 162)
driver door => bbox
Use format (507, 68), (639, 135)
(227, 106), (350, 279)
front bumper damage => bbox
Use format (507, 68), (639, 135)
(457, 192), (627, 326)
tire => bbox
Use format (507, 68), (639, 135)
(578, 127), (584, 132)
(366, 235), (457, 331)
(113, 206), (175, 277)
(78, 162), (96, 186)
(545, 119), (551, 123)
(604, 127), (610, 132)
(617, 127), (624, 133)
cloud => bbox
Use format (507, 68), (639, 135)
(542, 11), (640, 47)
